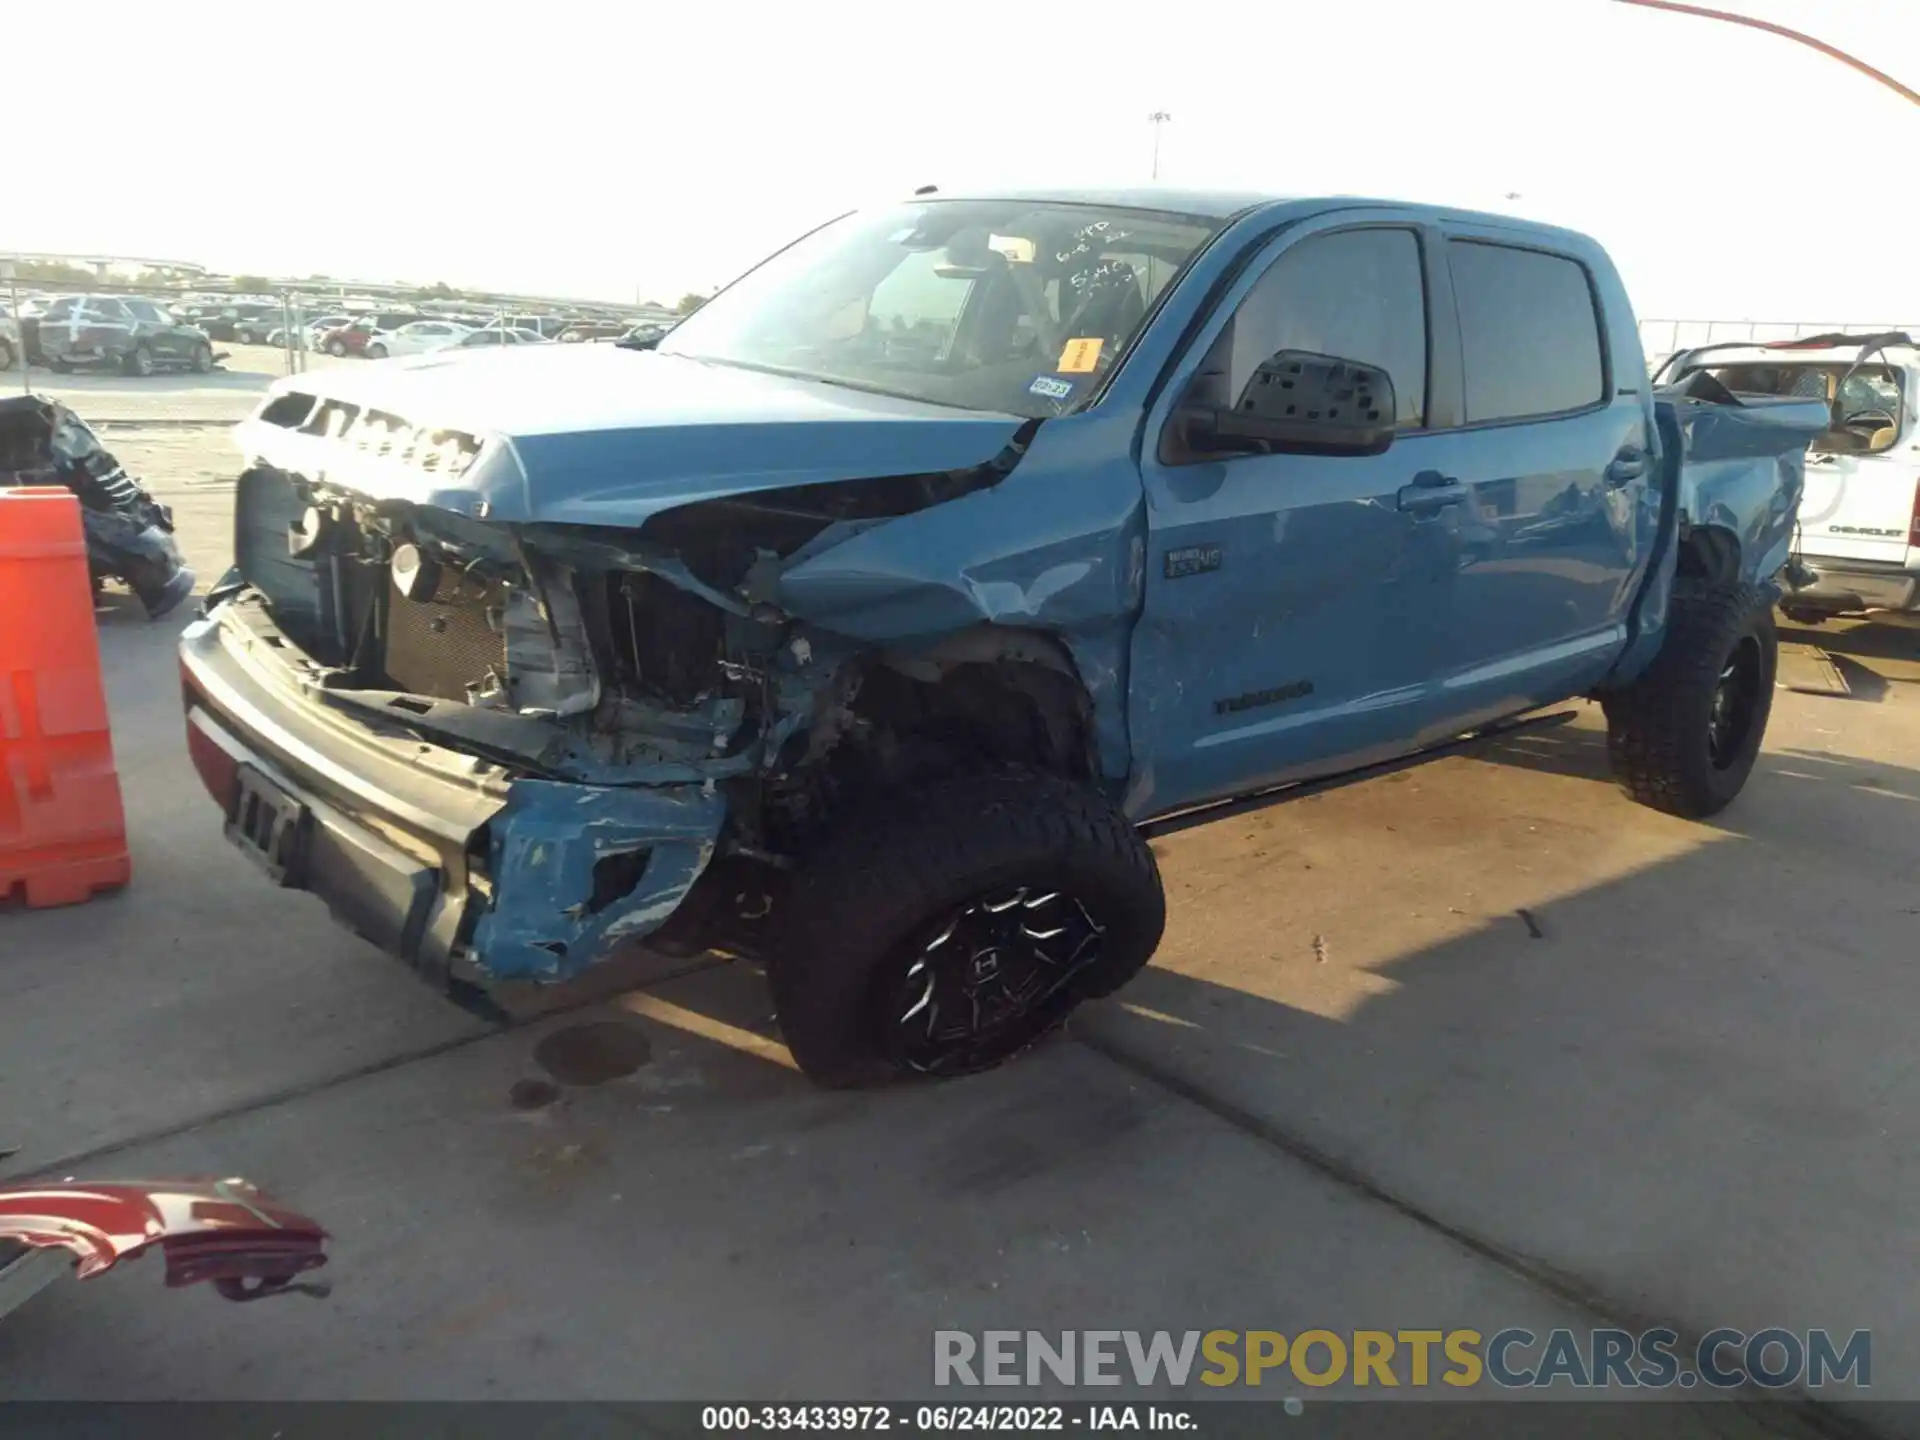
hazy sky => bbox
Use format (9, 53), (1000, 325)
(9, 0), (1917, 321)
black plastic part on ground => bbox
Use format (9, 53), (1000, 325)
(0, 393), (195, 617)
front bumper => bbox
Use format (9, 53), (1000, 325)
(178, 599), (726, 988)
(1788, 553), (1920, 616)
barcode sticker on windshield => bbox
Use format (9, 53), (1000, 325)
(1057, 337), (1104, 373)
(1029, 376), (1075, 401)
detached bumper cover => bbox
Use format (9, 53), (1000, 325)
(179, 606), (726, 986)
(0, 1178), (327, 1314)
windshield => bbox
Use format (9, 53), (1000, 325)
(1694, 360), (1905, 455)
(658, 199), (1221, 419)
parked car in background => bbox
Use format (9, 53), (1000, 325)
(319, 313), (424, 357)
(453, 326), (551, 348)
(183, 189), (1826, 1087)
(614, 321), (673, 349)
(232, 305), (288, 346)
(487, 313), (565, 339)
(1662, 332), (1920, 629)
(266, 315), (352, 350)
(558, 319), (629, 343)
(15, 295), (62, 364)
(192, 301), (283, 344)
(37, 295), (214, 375)
(364, 320), (471, 359)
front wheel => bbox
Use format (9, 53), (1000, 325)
(1602, 578), (1776, 819)
(770, 769), (1166, 1087)
(326, 339), (347, 357)
(365, 342), (387, 359)
(124, 344), (155, 377)
(190, 342), (213, 374)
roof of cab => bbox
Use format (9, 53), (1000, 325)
(903, 186), (1601, 243)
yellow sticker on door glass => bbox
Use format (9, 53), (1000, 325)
(1056, 337), (1104, 373)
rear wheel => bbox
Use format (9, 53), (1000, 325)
(770, 768), (1166, 1087)
(1603, 578), (1776, 818)
(365, 342), (388, 359)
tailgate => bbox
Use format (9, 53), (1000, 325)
(1797, 451), (1917, 564)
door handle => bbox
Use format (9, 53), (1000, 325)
(1397, 471), (1467, 512)
(1605, 448), (1647, 486)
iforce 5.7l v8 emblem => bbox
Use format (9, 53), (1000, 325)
(1165, 544), (1222, 580)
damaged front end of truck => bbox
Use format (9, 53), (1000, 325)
(180, 367), (1107, 996)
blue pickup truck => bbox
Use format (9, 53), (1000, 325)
(180, 189), (1826, 1085)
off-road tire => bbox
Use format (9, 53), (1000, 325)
(124, 344), (154, 378)
(771, 768), (1166, 1088)
(1602, 578), (1776, 819)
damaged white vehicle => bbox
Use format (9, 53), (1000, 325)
(1659, 332), (1920, 628)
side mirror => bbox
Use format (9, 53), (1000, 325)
(1181, 350), (1397, 458)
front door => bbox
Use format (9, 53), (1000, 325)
(1128, 218), (1472, 818)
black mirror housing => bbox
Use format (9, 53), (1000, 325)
(1184, 350), (1397, 458)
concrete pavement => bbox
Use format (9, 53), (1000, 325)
(1, 434), (1912, 1433)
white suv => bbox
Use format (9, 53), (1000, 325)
(1663, 333), (1920, 628)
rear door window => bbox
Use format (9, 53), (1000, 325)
(1448, 241), (1605, 423)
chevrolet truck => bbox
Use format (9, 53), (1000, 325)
(178, 190), (1827, 1086)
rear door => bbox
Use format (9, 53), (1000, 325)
(1426, 226), (1653, 699)
(84, 298), (135, 357)
(126, 300), (181, 360)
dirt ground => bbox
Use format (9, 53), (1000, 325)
(1, 351), (1916, 1433)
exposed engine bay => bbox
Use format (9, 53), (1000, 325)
(217, 428), (1101, 976)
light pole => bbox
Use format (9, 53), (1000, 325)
(1148, 111), (1171, 181)
(1612, 0), (1920, 107)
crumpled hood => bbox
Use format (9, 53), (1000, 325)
(236, 344), (1025, 527)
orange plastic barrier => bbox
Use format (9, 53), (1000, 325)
(0, 488), (131, 907)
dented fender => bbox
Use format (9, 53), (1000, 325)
(773, 413), (1150, 784)
(471, 779), (727, 980)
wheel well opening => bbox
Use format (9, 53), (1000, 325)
(1677, 525), (1740, 586)
(854, 657), (1097, 780)
(762, 639), (1099, 850)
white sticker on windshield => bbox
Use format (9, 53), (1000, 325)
(1029, 375), (1075, 401)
